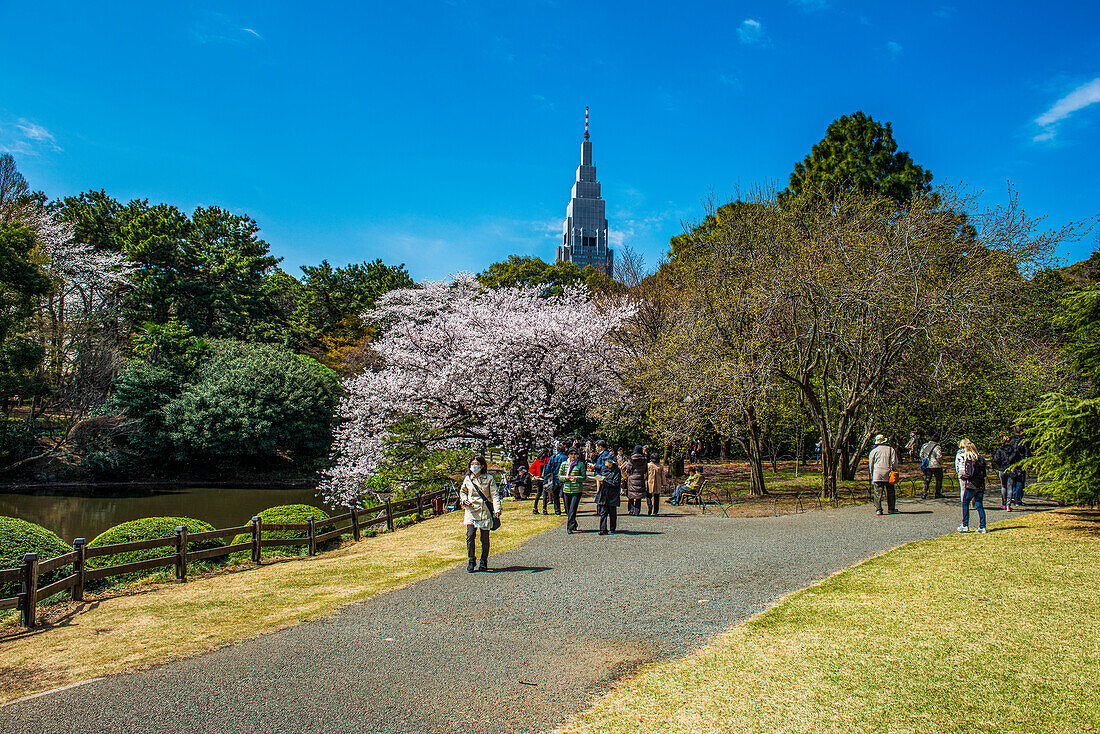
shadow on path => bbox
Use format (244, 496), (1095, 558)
(0, 498), (1050, 734)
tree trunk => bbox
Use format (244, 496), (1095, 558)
(720, 439), (731, 461)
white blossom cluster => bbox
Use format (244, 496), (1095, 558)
(320, 275), (633, 505)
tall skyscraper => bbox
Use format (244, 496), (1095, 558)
(556, 107), (613, 276)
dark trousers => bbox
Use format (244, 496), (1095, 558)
(534, 482), (562, 514)
(963, 489), (986, 529)
(646, 493), (661, 515)
(627, 497), (642, 515)
(873, 481), (896, 513)
(466, 524), (489, 563)
(922, 468), (944, 498)
(563, 492), (581, 531)
(598, 504), (617, 533)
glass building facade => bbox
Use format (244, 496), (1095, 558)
(556, 132), (613, 276)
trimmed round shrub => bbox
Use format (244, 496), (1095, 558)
(0, 517), (70, 599)
(87, 517), (223, 586)
(232, 504), (334, 558)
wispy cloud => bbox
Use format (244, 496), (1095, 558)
(886, 41), (903, 58)
(790, 0), (828, 10)
(737, 19), (769, 46)
(193, 12), (264, 44)
(719, 74), (742, 89)
(532, 94), (556, 111)
(933, 6), (957, 19)
(0, 118), (61, 156)
(1034, 77), (1100, 142)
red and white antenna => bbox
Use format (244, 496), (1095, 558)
(584, 106), (589, 140)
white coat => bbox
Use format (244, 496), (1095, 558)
(460, 473), (501, 529)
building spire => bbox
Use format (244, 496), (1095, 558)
(584, 106), (589, 141)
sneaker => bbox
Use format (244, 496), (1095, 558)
(532, 509), (539, 515)
(977, 528), (987, 533)
(598, 530), (608, 536)
(478, 562), (488, 572)
(1006, 505), (1012, 512)
(875, 510), (883, 515)
(467, 560), (476, 573)
(957, 525), (970, 533)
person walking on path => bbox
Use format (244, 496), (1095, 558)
(868, 434), (899, 515)
(957, 438), (988, 533)
(1005, 425), (1031, 506)
(646, 454), (670, 516)
(625, 446), (648, 516)
(596, 453), (621, 535)
(543, 445), (567, 516)
(559, 447), (586, 533)
(460, 456), (501, 572)
(530, 450), (550, 514)
(905, 431), (921, 462)
(920, 434), (944, 499)
(992, 435), (1016, 511)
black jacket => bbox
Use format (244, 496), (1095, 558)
(961, 456), (988, 492)
(597, 461), (621, 506)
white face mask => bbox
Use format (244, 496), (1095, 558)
(470, 464), (481, 475)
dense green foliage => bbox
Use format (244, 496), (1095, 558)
(0, 224), (50, 428)
(0, 516), (69, 598)
(785, 111), (933, 206)
(230, 504), (335, 557)
(87, 516), (221, 584)
(0, 155), (415, 479)
(93, 340), (341, 476)
(477, 255), (616, 295)
(1027, 283), (1100, 506)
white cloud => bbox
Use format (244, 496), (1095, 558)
(0, 118), (61, 156)
(933, 6), (957, 19)
(1035, 77), (1100, 137)
(531, 94), (556, 111)
(737, 19), (768, 46)
(791, 0), (828, 10)
(719, 74), (742, 88)
(241, 28), (263, 40)
(887, 41), (903, 58)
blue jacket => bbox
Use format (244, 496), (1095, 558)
(593, 449), (610, 474)
(545, 451), (567, 490)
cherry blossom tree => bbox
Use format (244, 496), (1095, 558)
(321, 275), (633, 506)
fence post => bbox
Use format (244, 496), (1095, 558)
(384, 499), (394, 532)
(350, 508), (360, 541)
(251, 516), (262, 564)
(20, 553), (38, 628)
(416, 491), (424, 519)
(175, 526), (188, 582)
(72, 538), (86, 602)
(307, 516), (316, 556)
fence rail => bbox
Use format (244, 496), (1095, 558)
(1, 487), (450, 629)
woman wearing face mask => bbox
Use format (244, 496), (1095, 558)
(460, 455), (501, 572)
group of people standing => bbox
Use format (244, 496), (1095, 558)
(876, 426), (1032, 534)
(525, 441), (674, 535)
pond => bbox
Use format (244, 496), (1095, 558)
(0, 486), (340, 543)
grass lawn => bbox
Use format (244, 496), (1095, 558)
(560, 509), (1100, 734)
(0, 502), (560, 704)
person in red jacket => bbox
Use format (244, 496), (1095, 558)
(529, 449), (552, 515)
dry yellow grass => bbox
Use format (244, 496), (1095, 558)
(557, 509), (1100, 734)
(0, 503), (560, 703)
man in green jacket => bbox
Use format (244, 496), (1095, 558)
(559, 447), (587, 534)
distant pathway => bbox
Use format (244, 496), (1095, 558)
(1, 496), (1052, 733)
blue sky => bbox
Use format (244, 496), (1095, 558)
(2, 1), (1097, 281)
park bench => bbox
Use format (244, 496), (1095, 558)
(678, 478), (707, 511)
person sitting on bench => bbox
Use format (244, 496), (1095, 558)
(669, 468), (703, 505)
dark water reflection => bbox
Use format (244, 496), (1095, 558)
(0, 486), (337, 542)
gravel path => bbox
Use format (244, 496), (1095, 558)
(1, 495), (1052, 733)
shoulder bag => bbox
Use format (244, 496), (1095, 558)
(475, 484), (502, 531)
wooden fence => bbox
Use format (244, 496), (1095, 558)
(1, 488), (450, 629)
